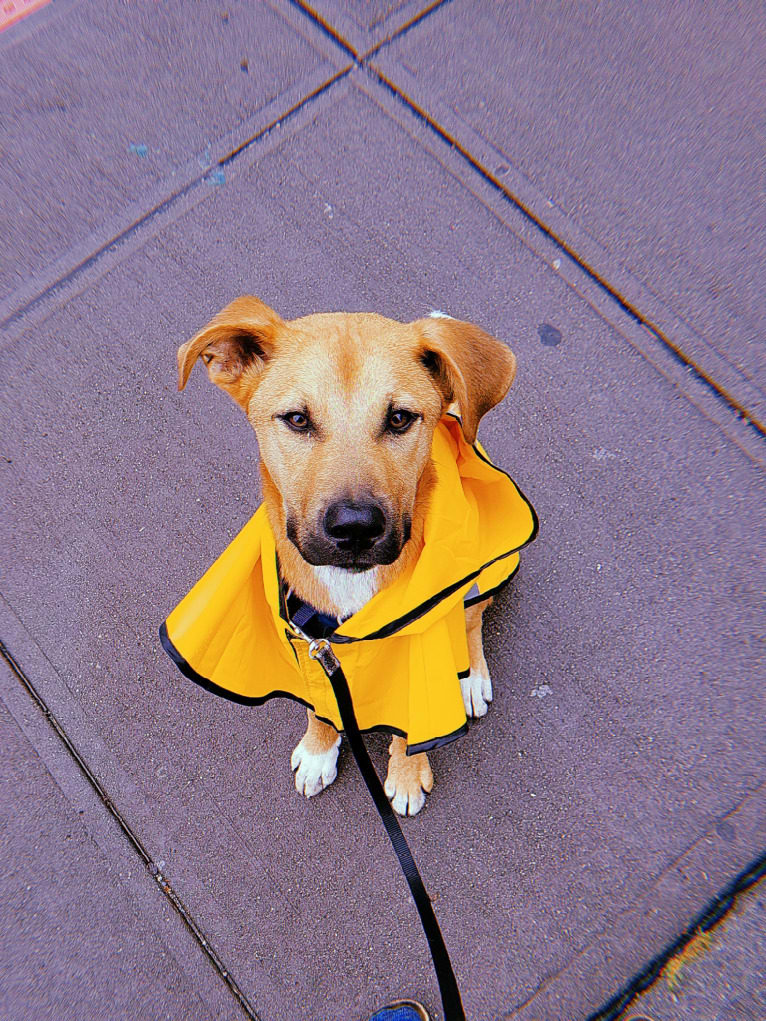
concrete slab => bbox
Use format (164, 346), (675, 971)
(0, 0), (341, 314)
(375, 0), (766, 424)
(0, 677), (225, 1021)
(1, 74), (764, 1021)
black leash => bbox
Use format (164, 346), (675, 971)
(306, 637), (466, 1021)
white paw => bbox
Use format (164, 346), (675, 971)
(461, 668), (493, 718)
(291, 735), (341, 798)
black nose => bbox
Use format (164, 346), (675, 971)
(324, 500), (386, 546)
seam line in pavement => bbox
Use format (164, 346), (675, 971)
(363, 0), (452, 59)
(585, 852), (766, 1021)
(283, 0), (764, 439)
(1, 177), (194, 333)
(288, 0), (358, 59)
(220, 65), (351, 167)
(0, 65), (352, 335)
(347, 66), (763, 465)
(0, 636), (262, 1021)
(365, 67), (765, 440)
(288, 0), (452, 61)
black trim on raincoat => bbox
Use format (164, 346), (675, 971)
(160, 620), (469, 755)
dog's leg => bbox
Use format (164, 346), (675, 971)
(291, 710), (341, 798)
(384, 737), (434, 817)
(462, 599), (493, 718)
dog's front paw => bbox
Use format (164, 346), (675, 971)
(384, 747), (434, 817)
(291, 734), (341, 798)
(461, 668), (493, 718)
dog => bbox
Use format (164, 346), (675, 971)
(167, 295), (534, 816)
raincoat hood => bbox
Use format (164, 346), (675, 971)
(160, 417), (538, 753)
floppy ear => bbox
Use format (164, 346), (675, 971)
(416, 316), (517, 443)
(176, 296), (284, 410)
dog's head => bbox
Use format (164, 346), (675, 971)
(177, 297), (516, 571)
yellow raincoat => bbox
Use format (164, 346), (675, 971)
(160, 417), (537, 753)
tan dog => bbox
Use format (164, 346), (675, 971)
(177, 297), (516, 816)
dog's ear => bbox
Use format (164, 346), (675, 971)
(177, 296), (284, 410)
(416, 316), (517, 443)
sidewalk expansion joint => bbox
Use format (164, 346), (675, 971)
(288, 0), (453, 62)
(585, 853), (766, 1021)
(288, 0), (358, 59)
(0, 65), (352, 338)
(219, 64), (351, 167)
(365, 67), (766, 442)
(1, 177), (193, 335)
(503, 853), (766, 1020)
(282, 0), (764, 440)
(0, 636), (263, 1021)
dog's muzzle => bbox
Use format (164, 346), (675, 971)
(289, 499), (410, 569)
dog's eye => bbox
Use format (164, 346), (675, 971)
(281, 411), (312, 433)
(386, 409), (416, 434)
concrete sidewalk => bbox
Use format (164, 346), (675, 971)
(1, 2), (763, 1020)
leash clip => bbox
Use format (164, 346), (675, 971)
(308, 638), (340, 677)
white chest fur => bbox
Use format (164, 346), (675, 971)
(312, 566), (381, 620)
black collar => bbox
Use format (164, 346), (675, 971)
(282, 583), (341, 640)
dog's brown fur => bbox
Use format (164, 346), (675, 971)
(177, 296), (516, 815)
